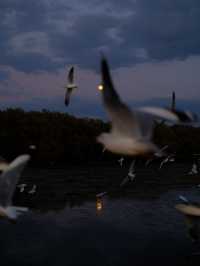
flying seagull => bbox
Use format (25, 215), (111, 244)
(0, 155), (30, 220)
(97, 57), (180, 157)
(17, 183), (27, 193)
(139, 91), (198, 124)
(145, 145), (169, 167)
(188, 163), (198, 175)
(170, 91), (198, 122)
(64, 66), (78, 106)
(159, 154), (175, 169)
(120, 159), (136, 186)
(118, 157), (124, 167)
(28, 184), (37, 194)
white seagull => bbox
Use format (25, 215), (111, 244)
(120, 160), (136, 186)
(64, 66), (78, 106)
(17, 184), (27, 193)
(118, 157), (124, 167)
(159, 154), (175, 169)
(28, 184), (37, 194)
(188, 163), (198, 175)
(145, 145), (169, 167)
(0, 155), (30, 220)
(146, 91), (198, 124)
(97, 57), (179, 157)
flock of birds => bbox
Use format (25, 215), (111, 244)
(0, 56), (200, 243)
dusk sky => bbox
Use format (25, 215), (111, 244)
(1, 0), (200, 118)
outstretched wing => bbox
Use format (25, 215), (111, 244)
(101, 57), (180, 140)
(65, 66), (77, 106)
(68, 66), (74, 84)
(138, 106), (179, 123)
(0, 155), (30, 207)
(101, 57), (141, 138)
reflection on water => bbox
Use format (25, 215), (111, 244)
(2, 163), (200, 266)
(96, 198), (103, 211)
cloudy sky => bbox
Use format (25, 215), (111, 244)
(1, 0), (200, 117)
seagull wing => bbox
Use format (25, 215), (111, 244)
(175, 203), (200, 216)
(65, 66), (76, 106)
(0, 155), (30, 207)
(120, 175), (129, 187)
(68, 66), (74, 84)
(138, 107), (179, 123)
(101, 57), (141, 138)
(101, 58), (179, 140)
(129, 159), (136, 173)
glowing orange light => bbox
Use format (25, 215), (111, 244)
(96, 199), (103, 211)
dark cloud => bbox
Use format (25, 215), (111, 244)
(121, 0), (200, 61)
(0, 70), (10, 81)
(1, 0), (200, 72)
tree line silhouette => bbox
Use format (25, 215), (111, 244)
(0, 108), (199, 165)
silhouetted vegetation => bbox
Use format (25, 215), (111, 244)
(0, 108), (200, 165)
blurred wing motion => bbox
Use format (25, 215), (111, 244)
(0, 155), (30, 207)
(64, 66), (78, 106)
(100, 57), (142, 139)
(0, 156), (8, 171)
(175, 203), (200, 216)
(97, 57), (181, 156)
(175, 201), (200, 242)
(138, 106), (179, 123)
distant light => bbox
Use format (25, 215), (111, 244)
(96, 199), (103, 211)
(98, 84), (103, 91)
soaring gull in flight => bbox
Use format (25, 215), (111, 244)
(64, 66), (78, 106)
(97, 57), (180, 157)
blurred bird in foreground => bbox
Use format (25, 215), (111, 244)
(64, 66), (78, 106)
(0, 155), (30, 221)
(97, 56), (180, 157)
(175, 196), (200, 243)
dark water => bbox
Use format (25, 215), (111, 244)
(2, 163), (200, 266)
